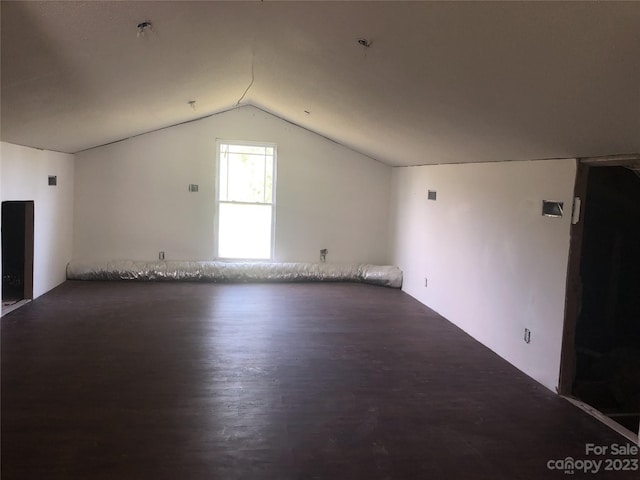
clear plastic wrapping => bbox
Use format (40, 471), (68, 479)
(66, 260), (403, 288)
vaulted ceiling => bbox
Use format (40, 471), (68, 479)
(2, 1), (639, 166)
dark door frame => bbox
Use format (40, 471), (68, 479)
(558, 162), (590, 395)
(23, 201), (35, 300)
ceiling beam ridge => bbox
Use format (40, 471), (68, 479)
(396, 156), (581, 168)
(73, 105), (244, 155)
(74, 103), (389, 167)
(0, 140), (71, 156)
(247, 105), (388, 167)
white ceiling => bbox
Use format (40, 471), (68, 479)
(1, 1), (639, 166)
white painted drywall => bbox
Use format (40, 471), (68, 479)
(390, 159), (577, 391)
(73, 106), (391, 264)
(1, 142), (75, 298)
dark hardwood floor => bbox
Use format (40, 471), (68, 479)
(2, 281), (637, 479)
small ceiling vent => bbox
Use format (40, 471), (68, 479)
(137, 21), (153, 37)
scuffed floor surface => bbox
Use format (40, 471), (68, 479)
(2, 281), (637, 479)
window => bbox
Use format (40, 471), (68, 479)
(216, 141), (276, 260)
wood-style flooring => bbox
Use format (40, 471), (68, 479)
(2, 281), (637, 479)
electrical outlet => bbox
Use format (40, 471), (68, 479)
(524, 328), (531, 344)
(159, 251), (165, 260)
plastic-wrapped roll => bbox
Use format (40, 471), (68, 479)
(66, 260), (403, 288)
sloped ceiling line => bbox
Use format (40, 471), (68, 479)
(2, 1), (639, 166)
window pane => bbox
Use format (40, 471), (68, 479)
(218, 203), (272, 259)
(226, 152), (267, 203)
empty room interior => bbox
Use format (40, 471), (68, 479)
(1, 1), (639, 479)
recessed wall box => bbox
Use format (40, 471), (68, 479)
(427, 190), (437, 201)
(188, 184), (199, 192)
(48, 175), (57, 186)
(542, 200), (563, 218)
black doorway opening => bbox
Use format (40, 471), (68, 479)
(572, 166), (640, 435)
(2, 201), (35, 306)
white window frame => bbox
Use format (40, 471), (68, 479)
(214, 139), (277, 261)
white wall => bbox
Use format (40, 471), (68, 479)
(1, 142), (75, 298)
(73, 106), (391, 264)
(390, 159), (577, 391)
